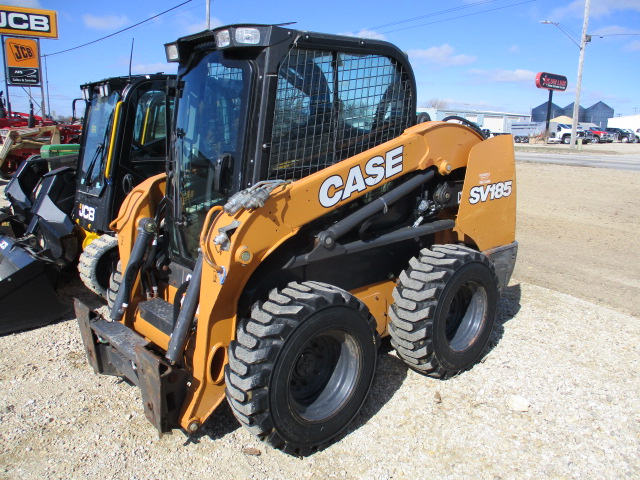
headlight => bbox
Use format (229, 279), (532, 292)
(235, 28), (260, 45)
(165, 43), (179, 62)
(215, 30), (231, 48)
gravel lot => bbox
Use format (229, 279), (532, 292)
(1, 149), (639, 479)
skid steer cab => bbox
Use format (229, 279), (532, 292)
(75, 24), (517, 455)
(0, 74), (173, 335)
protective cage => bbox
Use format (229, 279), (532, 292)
(267, 49), (413, 181)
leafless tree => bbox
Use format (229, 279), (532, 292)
(420, 98), (449, 109)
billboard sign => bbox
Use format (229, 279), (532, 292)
(535, 72), (568, 91)
(5, 37), (40, 85)
(0, 6), (58, 39)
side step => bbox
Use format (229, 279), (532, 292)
(138, 297), (175, 336)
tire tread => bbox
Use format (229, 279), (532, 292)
(389, 244), (497, 378)
(225, 281), (377, 454)
(78, 234), (118, 298)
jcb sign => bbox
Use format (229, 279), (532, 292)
(0, 6), (58, 39)
(5, 38), (40, 85)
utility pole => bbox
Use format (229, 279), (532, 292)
(569, 0), (591, 149)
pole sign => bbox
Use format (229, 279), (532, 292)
(535, 72), (567, 91)
(0, 6), (58, 39)
(5, 37), (40, 85)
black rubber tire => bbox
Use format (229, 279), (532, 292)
(78, 234), (119, 298)
(416, 112), (431, 123)
(107, 260), (122, 310)
(0, 160), (14, 180)
(389, 244), (498, 378)
(225, 281), (379, 455)
(562, 135), (570, 144)
(592, 136), (600, 143)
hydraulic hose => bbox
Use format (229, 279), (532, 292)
(316, 169), (434, 248)
(165, 252), (203, 365)
(110, 218), (157, 321)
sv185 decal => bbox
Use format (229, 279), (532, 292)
(468, 180), (512, 204)
(319, 146), (404, 208)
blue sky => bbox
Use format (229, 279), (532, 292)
(3, 0), (640, 118)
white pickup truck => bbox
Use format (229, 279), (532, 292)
(547, 123), (592, 144)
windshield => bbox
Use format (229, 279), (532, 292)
(79, 90), (120, 192)
(172, 50), (250, 259)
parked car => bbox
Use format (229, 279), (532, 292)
(623, 129), (637, 143)
(636, 129), (640, 143)
(606, 127), (633, 143)
(548, 123), (592, 144)
(588, 126), (614, 143)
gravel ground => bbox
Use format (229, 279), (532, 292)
(0, 284), (638, 479)
(1, 153), (639, 478)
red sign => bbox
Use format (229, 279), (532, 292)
(536, 72), (567, 91)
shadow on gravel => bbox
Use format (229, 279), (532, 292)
(486, 283), (522, 352)
(185, 400), (240, 445)
(339, 340), (409, 438)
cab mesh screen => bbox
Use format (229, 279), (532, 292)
(267, 49), (413, 181)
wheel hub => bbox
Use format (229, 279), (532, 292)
(445, 280), (488, 352)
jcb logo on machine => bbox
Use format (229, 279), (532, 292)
(319, 146), (404, 208)
(78, 204), (96, 222)
(468, 180), (513, 204)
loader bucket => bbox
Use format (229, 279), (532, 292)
(0, 235), (69, 335)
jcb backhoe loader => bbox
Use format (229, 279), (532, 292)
(75, 25), (517, 455)
(0, 74), (173, 334)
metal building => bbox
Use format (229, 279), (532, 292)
(416, 107), (530, 134)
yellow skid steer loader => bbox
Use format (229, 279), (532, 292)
(76, 24), (517, 455)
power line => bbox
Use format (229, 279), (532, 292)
(596, 33), (640, 36)
(372, 0), (538, 36)
(368, 0), (502, 31)
(554, 23), (581, 48)
(44, 0), (193, 57)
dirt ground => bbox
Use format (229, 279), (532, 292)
(512, 145), (640, 316)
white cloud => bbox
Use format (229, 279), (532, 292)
(340, 29), (387, 41)
(83, 14), (130, 31)
(467, 68), (536, 84)
(551, 0), (640, 19)
(1, 0), (42, 7)
(171, 10), (224, 36)
(185, 17), (224, 35)
(592, 25), (640, 35)
(408, 44), (476, 67)
(449, 99), (494, 110)
(624, 40), (640, 51)
(508, 45), (520, 54)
